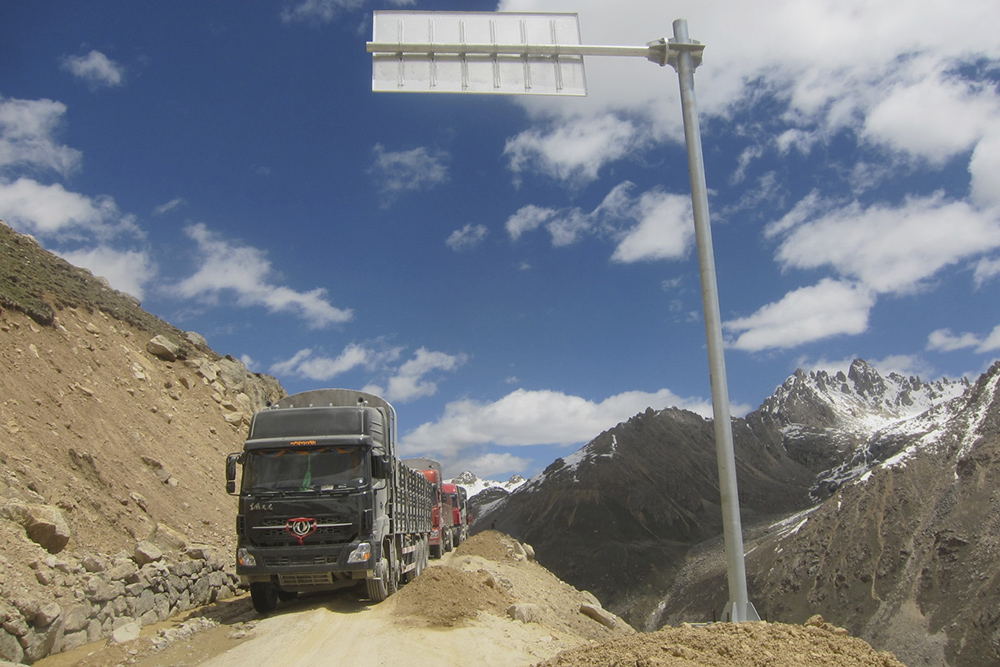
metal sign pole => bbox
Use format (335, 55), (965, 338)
(668, 18), (759, 623)
(367, 12), (757, 623)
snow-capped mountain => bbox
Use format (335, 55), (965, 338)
(448, 471), (526, 498)
(756, 358), (968, 434)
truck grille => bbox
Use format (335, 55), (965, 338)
(264, 553), (342, 568)
(250, 516), (356, 547)
(279, 572), (336, 587)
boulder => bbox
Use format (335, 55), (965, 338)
(109, 621), (141, 645)
(146, 335), (181, 361)
(0, 628), (24, 664)
(134, 541), (163, 566)
(580, 603), (619, 630)
(1, 501), (71, 554)
(148, 523), (189, 552)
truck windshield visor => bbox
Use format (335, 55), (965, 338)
(243, 447), (368, 493)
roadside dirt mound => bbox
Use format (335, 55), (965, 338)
(537, 616), (906, 667)
(454, 529), (523, 562)
(393, 565), (515, 627)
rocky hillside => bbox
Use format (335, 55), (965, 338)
(482, 358), (997, 665)
(0, 222), (285, 662)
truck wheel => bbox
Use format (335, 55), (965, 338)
(444, 531), (453, 552)
(430, 543), (442, 559)
(250, 582), (278, 614)
(366, 557), (390, 603)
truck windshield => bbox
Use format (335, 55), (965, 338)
(242, 447), (367, 493)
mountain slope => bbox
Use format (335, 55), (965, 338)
(482, 404), (819, 626)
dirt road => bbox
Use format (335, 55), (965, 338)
(36, 533), (624, 667)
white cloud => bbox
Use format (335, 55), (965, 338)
(281, 0), (414, 23)
(725, 279), (875, 352)
(973, 255), (1000, 288)
(768, 192), (1000, 294)
(152, 198), (185, 216)
(61, 50), (124, 89)
(459, 452), (531, 478)
(969, 126), (1000, 209)
(862, 69), (1000, 165)
(400, 386), (712, 458)
(369, 144), (448, 203)
(504, 114), (643, 187)
(271, 344), (380, 379)
(58, 246), (155, 301)
(381, 348), (468, 403)
(493, 0), (1000, 216)
(272, 345), (463, 403)
(0, 96), (82, 176)
(927, 326), (1000, 354)
(611, 191), (693, 263)
(0, 177), (136, 240)
(506, 205), (556, 241)
(446, 224), (488, 252)
(172, 223), (353, 328)
(507, 182), (697, 263)
(281, 0), (364, 23)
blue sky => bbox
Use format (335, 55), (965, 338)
(2, 0), (999, 479)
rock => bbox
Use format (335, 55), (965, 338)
(185, 331), (208, 349)
(0, 628), (24, 664)
(508, 603), (543, 624)
(146, 335), (180, 361)
(580, 603), (619, 630)
(35, 601), (62, 627)
(134, 541), (163, 565)
(183, 544), (218, 561)
(148, 523), (189, 552)
(62, 602), (92, 633)
(109, 621), (141, 645)
(80, 554), (106, 573)
(1, 501), (71, 554)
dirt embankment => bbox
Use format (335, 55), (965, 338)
(31, 532), (905, 667)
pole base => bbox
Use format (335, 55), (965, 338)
(722, 600), (761, 623)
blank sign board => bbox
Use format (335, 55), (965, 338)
(371, 11), (587, 96)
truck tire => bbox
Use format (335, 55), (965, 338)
(444, 530), (453, 552)
(250, 582), (278, 614)
(430, 542), (442, 559)
(366, 557), (391, 603)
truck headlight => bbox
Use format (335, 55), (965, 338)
(237, 548), (257, 567)
(347, 542), (372, 564)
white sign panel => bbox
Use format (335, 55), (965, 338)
(371, 11), (587, 96)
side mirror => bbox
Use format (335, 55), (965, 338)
(371, 453), (392, 479)
(225, 453), (241, 495)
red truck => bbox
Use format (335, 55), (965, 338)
(403, 458), (454, 557)
(442, 483), (470, 546)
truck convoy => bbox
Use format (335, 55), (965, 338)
(401, 457), (454, 558)
(225, 389), (433, 613)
